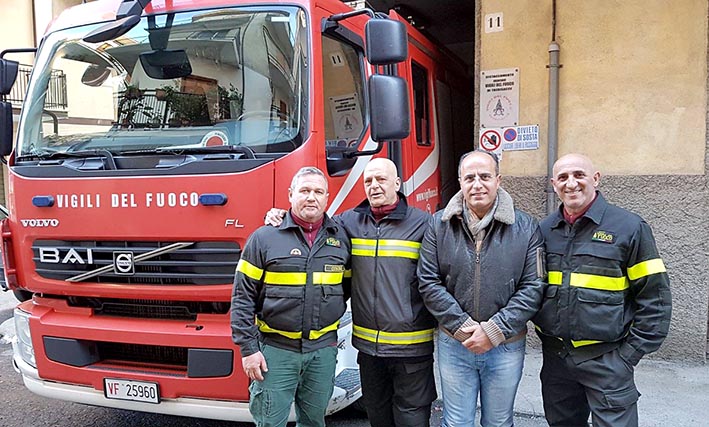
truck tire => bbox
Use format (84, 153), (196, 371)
(13, 289), (32, 302)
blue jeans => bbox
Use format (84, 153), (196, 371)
(437, 329), (525, 427)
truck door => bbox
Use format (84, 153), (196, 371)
(400, 44), (440, 213)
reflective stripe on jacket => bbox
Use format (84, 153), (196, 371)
(533, 192), (672, 365)
(337, 193), (436, 357)
(231, 213), (351, 357)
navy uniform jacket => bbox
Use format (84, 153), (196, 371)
(533, 192), (672, 365)
(231, 213), (351, 357)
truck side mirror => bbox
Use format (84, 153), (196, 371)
(0, 102), (14, 156)
(0, 59), (19, 95)
(369, 74), (410, 141)
(364, 19), (407, 65)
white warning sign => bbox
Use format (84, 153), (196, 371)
(479, 128), (503, 158)
(480, 68), (519, 128)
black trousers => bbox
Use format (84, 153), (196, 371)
(540, 347), (641, 427)
(357, 352), (437, 427)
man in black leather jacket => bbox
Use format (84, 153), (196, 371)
(417, 150), (545, 427)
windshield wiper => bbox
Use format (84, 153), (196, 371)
(121, 145), (256, 159)
(18, 149), (118, 169)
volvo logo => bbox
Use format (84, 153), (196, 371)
(21, 218), (59, 227)
(113, 251), (135, 275)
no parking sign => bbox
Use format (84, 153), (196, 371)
(501, 125), (539, 151)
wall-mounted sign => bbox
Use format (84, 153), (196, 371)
(479, 128), (503, 158)
(484, 12), (504, 33)
(480, 68), (519, 128)
(502, 125), (539, 151)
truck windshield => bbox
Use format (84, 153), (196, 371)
(17, 6), (308, 157)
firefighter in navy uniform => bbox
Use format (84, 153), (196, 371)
(533, 154), (672, 427)
(231, 166), (351, 427)
(338, 158), (436, 427)
(265, 158), (436, 426)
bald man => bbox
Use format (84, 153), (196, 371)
(265, 158), (436, 426)
(533, 154), (672, 427)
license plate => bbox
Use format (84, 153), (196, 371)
(104, 378), (160, 404)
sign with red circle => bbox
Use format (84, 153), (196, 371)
(201, 130), (228, 146)
(480, 129), (501, 151)
(504, 128), (517, 141)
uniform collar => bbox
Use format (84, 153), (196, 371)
(551, 191), (607, 228)
(354, 191), (409, 220)
(280, 211), (338, 232)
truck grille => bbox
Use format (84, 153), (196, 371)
(66, 297), (230, 320)
(99, 341), (189, 367)
(32, 240), (240, 285)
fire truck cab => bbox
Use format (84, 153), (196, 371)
(0, 0), (471, 422)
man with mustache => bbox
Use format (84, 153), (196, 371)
(417, 150), (545, 427)
(232, 166), (351, 427)
(265, 157), (437, 426)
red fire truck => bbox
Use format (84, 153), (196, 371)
(0, 0), (471, 421)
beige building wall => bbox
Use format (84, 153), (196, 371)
(0, 0), (84, 205)
(0, 0), (35, 65)
(478, 0), (709, 362)
(0, 0), (35, 205)
(480, 0), (707, 177)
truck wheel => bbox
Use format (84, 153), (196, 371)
(13, 289), (32, 302)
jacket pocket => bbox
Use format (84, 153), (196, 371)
(533, 285), (560, 333)
(573, 242), (624, 276)
(317, 285), (346, 329)
(572, 288), (625, 342)
(261, 286), (304, 332)
(495, 278), (516, 306)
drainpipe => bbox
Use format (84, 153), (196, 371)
(546, 0), (560, 215)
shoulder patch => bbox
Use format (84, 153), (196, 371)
(592, 230), (615, 244)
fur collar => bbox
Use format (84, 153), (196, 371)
(442, 187), (516, 225)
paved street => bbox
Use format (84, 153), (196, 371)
(0, 291), (549, 426)
(4, 289), (709, 426)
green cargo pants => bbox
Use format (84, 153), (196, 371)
(249, 344), (338, 427)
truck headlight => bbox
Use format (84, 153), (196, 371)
(13, 308), (35, 368)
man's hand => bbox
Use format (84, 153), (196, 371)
(462, 325), (493, 354)
(242, 351), (268, 381)
(264, 208), (287, 226)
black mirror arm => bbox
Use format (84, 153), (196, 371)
(347, 141), (385, 158)
(1, 48), (37, 60)
(327, 8), (375, 23)
(116, 0), (151, 19)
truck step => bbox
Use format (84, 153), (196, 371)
(334, 367), (360, 398)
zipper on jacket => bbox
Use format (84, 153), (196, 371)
(373, 223), (381, 352)
(560, 222), (577, 340)
(459, 216), (483, 321)
(474, 238), (482, 320)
